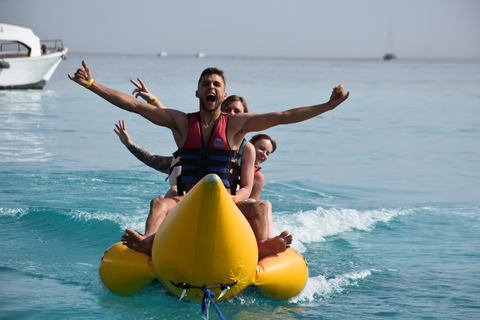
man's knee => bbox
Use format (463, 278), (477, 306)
(253, 200), (270, 218)
(259, 200), (272, 211)
(150, 197), (169, 213)
(150, 197), (160, 209)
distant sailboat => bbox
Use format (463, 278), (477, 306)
(383, 24), (397, 60)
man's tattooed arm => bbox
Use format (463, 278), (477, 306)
(125, 142), (173, 175)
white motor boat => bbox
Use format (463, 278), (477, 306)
(0, 22), (68, 89)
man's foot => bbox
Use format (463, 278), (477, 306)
(258, 230), (293, 260)
(121, 228), (153, 256)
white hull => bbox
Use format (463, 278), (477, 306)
(0, 49), (67, 89)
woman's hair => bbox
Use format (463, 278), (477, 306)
(249, 134), (277, 153)
(221, 95), (249, 113)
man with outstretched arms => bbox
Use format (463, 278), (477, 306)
(68, 61), (349, 259)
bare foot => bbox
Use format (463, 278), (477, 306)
(258, 230), (293, 260)
(121, 228), (154, 256)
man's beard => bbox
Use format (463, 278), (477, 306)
(199, 99), (221, 113)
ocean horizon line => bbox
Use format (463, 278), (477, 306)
(66, 52), (480, 62)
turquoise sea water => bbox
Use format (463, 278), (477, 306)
(1, 54), (479, 319)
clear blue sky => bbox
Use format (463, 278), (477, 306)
(2, 0), (479, 59)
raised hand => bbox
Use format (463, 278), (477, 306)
(114, 120), (132, 146)
(68, 60), (93, 87)
(328, 84), (350, 109)
(130, 78), (156, 104)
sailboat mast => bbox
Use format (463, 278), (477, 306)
(387, 23), (394, 53)
(383, 23), (397, 60)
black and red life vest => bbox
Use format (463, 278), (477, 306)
(174, 112), (240, 195)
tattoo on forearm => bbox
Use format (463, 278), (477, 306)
(126, 143), (173, 175)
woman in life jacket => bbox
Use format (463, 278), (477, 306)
(246, 133), (276, 201)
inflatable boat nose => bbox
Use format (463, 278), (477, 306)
(205, 173), (221, 183)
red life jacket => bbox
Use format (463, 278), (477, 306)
(175, 112), (238, 195)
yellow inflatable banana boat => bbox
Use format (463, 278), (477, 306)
(99, 174), (308, 302)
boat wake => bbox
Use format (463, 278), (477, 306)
(291, 269), (374, 302)
(274, 206), (414, 252)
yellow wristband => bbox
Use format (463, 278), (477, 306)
(85, 79), (95, 89)
(151, 96), (158, 105)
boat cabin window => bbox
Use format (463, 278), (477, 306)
(0, 41), (31, 58)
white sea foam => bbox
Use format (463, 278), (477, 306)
(274, 206), (413, 248)
(290, 269), (373, 303)
(68, 209), (147, 232)
(0, 207), (29, 217)
(0, 207), (146, 232)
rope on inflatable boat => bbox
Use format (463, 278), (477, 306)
(170, 280), (238, 320)
(201, 287), (224, 320)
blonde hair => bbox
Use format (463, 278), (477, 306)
(221, 95), (249, 113)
